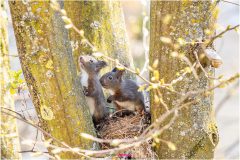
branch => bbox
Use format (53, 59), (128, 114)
(18, 150), (48, 154)
(206, 24), (239, 47)
(215, 81), (239, 115)
(50, 0), (95, 51)
(140, 15), (149, 76)
(183, 73), (240, 101)
(1, 109), (91, 158)
(221, 0), (240, 6)
(2, 53), (19, 57)
(193, 48), (219, 80)
(1, 100), (189, 157)
(2, 72), (239, 157)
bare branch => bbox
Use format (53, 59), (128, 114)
(221, 0), (240, 6)
(206, 24), (239, 47)
(215, 81), (239, 115)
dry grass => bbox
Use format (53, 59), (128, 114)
(97, 111), (157, 159)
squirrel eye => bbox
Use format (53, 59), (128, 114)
(90, 60), (93, 63)
(108, 76), (113, 80)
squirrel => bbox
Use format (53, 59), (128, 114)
(100, 67), (146, 114)
(79, 55), (109, 124)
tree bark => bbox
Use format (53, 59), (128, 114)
(150, 1), (218, 159)
(64, 1), (134, 79)
(0, 1), (21, 159)
(9, 1), (98, 158)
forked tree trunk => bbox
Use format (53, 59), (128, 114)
(150, 1), (219, 158)
(0, 1), (21, 159)
(64, 1), (134, 79)
(9, 1), (98, 158)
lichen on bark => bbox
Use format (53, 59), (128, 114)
(9, 1), (98, 158)
(64, 1), (135, 79)
(149, 1), (219, 159)
(0, 1), (21, 159)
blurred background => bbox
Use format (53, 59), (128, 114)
(6, 0), (239, 159)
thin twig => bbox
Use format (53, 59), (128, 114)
(1, 110), (91, 158)
(215, 81), (239, 115)
(193, 50), (218, 80)
(221, 0), (240, 6)
(31, 124), (39, 151)
(224, 139), (239, 156)
(2, 72), (239, 157)
(206, 24), (239, 47)
(19, 150), (48, 154)
(140, 15), (149, 76)
(2, 53), (19, 57)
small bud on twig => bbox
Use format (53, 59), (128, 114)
(92, 52), (103, 58)
(62, 16), (72, 24)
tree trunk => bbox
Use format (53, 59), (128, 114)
(64, 1), (134, 79)
(150, 1), (218, 159)
(0, 1), (21, 159)
(9, 1), (98, 158)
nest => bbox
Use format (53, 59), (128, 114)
(97, 111), (157, 159)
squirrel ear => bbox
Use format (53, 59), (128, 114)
(78, 56), (82, 62)
(112, 67), (118, 72)
(96, 60), (107, 72)
(78, 56), (83, 68)
(116, 69), (125, 79)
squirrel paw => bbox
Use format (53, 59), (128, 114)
(83, 87), (89, 96)
(107, 96), (113, 103)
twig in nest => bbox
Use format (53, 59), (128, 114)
(110, 109), (135, 118)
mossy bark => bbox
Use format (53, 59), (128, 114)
(9, 1), (98, 158)
(64, 1), (134, 79)
(150, 1), (218, 159)
(0, 1), (21, 159)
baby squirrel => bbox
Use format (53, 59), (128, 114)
(100, 67), (146, 114)
(79, 55), (108, 124)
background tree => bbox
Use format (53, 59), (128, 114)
(9, 1), (98, 158)
(64, 1), (134, 78)
(150, 1), (219, 158)
(0, 1), (21, 159)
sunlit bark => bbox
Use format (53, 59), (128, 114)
(150, 1), (219, 158)
(0, 1), (21, 159)
(64, 1), (134, 79)
(9, 1), (98, 158)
